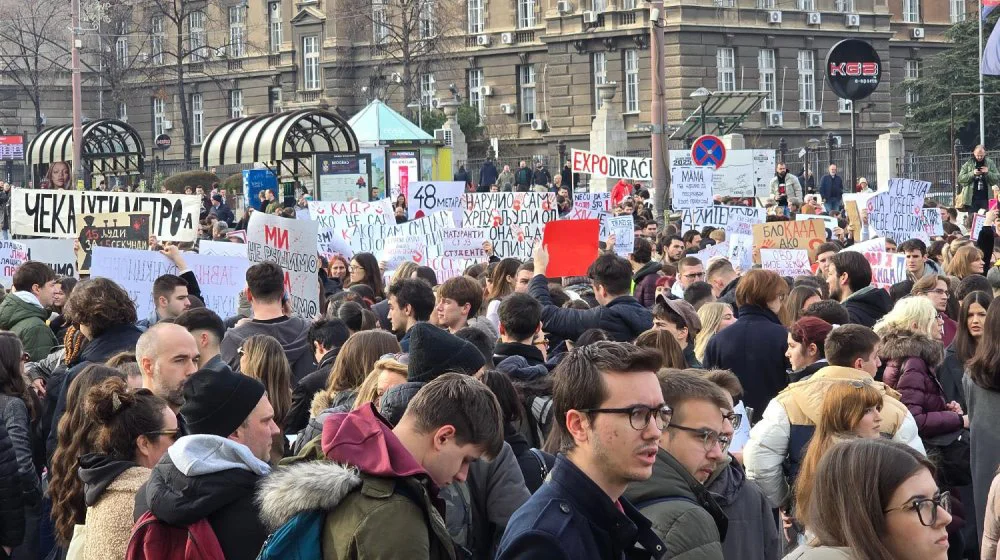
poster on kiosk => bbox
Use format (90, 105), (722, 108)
(388, 150), (419, 200)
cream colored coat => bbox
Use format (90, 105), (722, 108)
(81, 466), (151, 560)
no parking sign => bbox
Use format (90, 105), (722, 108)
(691, 135), (726, 170)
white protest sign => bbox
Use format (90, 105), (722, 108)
(89, 247), (249, 319)
(694, 242), (729, 264)
(247, 213), (320, 319)
(462, 193), (558, 258)
(0, 241), (28, 286)
(865, 251), (907, 289)
(845, 237), (887, 254)
(573, 192), (612, 213)
(760, 248), (812, 277)
(383, 235), (427, 270)
(316, 228), (355, 260)
(670, 166), (715, 210)
(921, 208), (944, 237)
(426, 256), (485, 283)
(604, 215), (634, 256)
(350, 211), (453, 255)
(971, 213), (986, 241)
(866, 178), (931, 243)
(11, 188), (201, 241)
(441, 229), (488, 259)
(670, 150), (775, 198)
(571, 148), (651, 180)
(199, 240), (248, 258)
(407, 181), (465, 226)
(680, 205), (766, 232)
(21, 239), (77, 278)
(307, 199), (393, 232)
(728, 234), (754, 272)
(797, 213), (839, 232)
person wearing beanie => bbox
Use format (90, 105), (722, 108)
(407, 323), (487, 383)
(133, 368), (279, 559)
(210, 193), (234, 225)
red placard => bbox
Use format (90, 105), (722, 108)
(542, 219), (600, 278)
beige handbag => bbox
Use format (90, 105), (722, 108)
(65, 523), (86, 560)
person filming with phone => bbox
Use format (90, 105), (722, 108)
(959, 145), (999, 213)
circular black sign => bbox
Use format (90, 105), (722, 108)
(825, 39), (882, 101)
(155, 134), (171, 150)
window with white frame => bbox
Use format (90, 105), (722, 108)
(716, 47), (735, 92)
(798, 50), (816, 112)
(758, 49), (776, 112)
(903, 0), (920, 22)
(592, 0), (607, 12)
(468, 69), (484, 116)
(230, 89), (244, 118)
(191, 93), (203, 144)
(796, 0), (816, 10)
(592, 52), (607, 112)
(117, 101), (127, 122)
(116, 36), (128, 64)
(420, 73), (435, 108)
(229, 6), (246, 57)
(269, 2), (283, 53)
(950, 0), (966, 22)
(905, 59), (921, 107)
(373, 0), (388, 43)
(303, 36), (320, 90)
(152, 98), (164, 136)
(519, 64), (536, 122)
(151, 17), (164, 64)
(468, 0), (484, 33)
(419, 0), (435, 38)
(189, 11), (206, 61)
(715, 0), (736, 7)
(756, 0), (775, 7)
(624, 49), (639, 113)
(621, 0), (636, 8)
(834, 0), (855, 11)
(518, 0), (535, 28)
(270, 86), (283, 113)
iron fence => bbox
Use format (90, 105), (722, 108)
(457, 154), (563, 189)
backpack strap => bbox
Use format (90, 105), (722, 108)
(528, 448), (549, 482)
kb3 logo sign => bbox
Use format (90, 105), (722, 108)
(825, 39), (882, 101)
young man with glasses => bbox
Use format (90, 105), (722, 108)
(671, 256), (705, 299)
(498, 342), (668, 560)
(625, 370), (733, 559)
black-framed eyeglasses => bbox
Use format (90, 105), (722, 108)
(578, 405), (673, 431)
(669, 425), (732, 453)
(722, 411), (742, 430)
(884, 491), (951, 527)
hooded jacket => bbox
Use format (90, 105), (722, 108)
(624, 449), (727, 560)
(0, 292), (57, 361)
(633, 261), (662, 309)
(78, 454), (150, 560)
(529, 274), (652, 343)
(493, 342), (546, 369)
(705, 455), (780, 560)
(880, 329), (962, 438)
(842, 286), (891, 328)
(259, 404), (456, 560)
(133, 435), (271, 560)
(220, 316), (316, 383)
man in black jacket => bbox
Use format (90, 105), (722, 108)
(493, 293), (547, 370)
(285, 319), (351, 434)
(827, 251), (890, 328)
(136, 245), (203, 330)
(514, 161), (532, 192)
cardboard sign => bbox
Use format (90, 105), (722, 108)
(921, 208), (944, 237)
(694, 241), (729, 265)
(760, 248), (812, 277)
(604, 215), (634, 256)
(350, 211), (452, 256)
(440, 228), (488, 259)
(866, 178), (931, 244)
(247, 213), (320, 319)
(426, 256), (486, 283)
(845, 199), (863, 240)
(76, 212), (150, 274)
(670, 166), (715, 210)
(571, 148), (652, 180)
(407, 181), (465, 225)
(728, 233), (754, 272)
(307, 199), (393, 232)
(669, 149), (775, 198)
(752, 220), (825, 264)
(463, 193), (558, 259)
(680, 205), (766, 232)
(0, 241), (28, 287)
(11, 188), (201, 241)
(21, 239), (77, 278)
(573, 192), (611, 213)
(542, 220), (601, 278)
(90, 247), (249, 320)
(199, 240), (248, 258)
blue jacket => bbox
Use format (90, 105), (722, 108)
(214, 202), (235, 225)
(819, 174), (844, 202)
(529, 274), (652, 343)
(497, 455), (666, 560)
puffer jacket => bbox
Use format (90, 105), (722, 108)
(529, 274), (652, 343)
(880, 329), (961, 438)
(0, 420), (24, 549)
(633, 261), (661, 309)
(706, 455), (780, 560)
(0, 293), (57, 361)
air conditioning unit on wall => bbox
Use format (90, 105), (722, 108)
(476, 35), (490, 46)
(582, 11), (598, 23)
(501, 32), (513, 44)
(479, 85), (493, 97)
(500, 103), (515, 115)
(768, 10), (782, 23)
(807, 12), (821, 25)
(807, 112), (823, 127)
(530, 118), (547, 131)
(767, 111), (784, 127)
(845, 13), (860, 27)
(912, 27), (925, 39)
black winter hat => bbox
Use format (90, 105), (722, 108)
(407, 323), (487, 383)
(180, 368), (265, 437)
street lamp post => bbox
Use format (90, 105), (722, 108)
(406, 101), (422, 129)
(690, 88), (711, 137)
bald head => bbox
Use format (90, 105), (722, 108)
(135, 322), (200, 409)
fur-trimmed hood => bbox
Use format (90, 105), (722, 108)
(878, 328), (944, 369)
(256, 460), (362, 531)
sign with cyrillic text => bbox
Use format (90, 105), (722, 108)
(670, 166), (715, 210)
(21, 239), (76, 278)
(247, 213), (320, 319)
(760, 248), (812, 277)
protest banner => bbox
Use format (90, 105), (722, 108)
(382, 235), (427, 270)
(670, 166), (715, 210)
(199, 240), (248, 258)
(543, 220), (600, 277)
(0, 241), (28, 286)
(350, 211), (453, 256)
(760, 248), (812, 277)
(728, 234), (754, 272)
(317, 228), (354, 260)
(679, 205), (766, 232)
(865, 178), (931, 244)
(865, 251), (907, 289)
(604, 215), (634, 256)
(573, 192), (611, 213)
(797, 213), (839, 232)
(440, 228), (488, 259)
(90, 247), (249, 320)
(845, 237), (887, 254)
(463, 193), (558, 258)
(11, 188), (201, 242)
(407, 181), (465, 225)
(247, 213), (320, 319)
(307, 199), (393, 232)
(694, 241), (729, 265)
(752, 219), (825, 264)
(21, 239), (77, 278)
(921, 208), (944, 237)
(971, 212), (986, 241)
(426, 257), (485, 283)
(669, 149), (775, 198)
(76, 212), (150, 274)
(571, 149), (651, 180)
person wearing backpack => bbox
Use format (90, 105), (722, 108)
(131, 368), (278, 560)
(256, 374), (505, 560)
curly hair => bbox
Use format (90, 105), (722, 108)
(49, 364), (126, 545)
(86, 377), (168, 461)
(65, 278), (137, 338)
(63, 325), (88, 366)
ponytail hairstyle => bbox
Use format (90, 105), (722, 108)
(85, 377), (168, 461)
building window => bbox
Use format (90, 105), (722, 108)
(756, 0), (775, 7)
(152, 98), (164, 136)
(592, 0), (607, 12)
(593, 52), (607, 112)
(796, 0), (816, 10)
(468, 68), (484, 116)
(230, 89), (244, 118)
(373, 0), (388, 44)
(115, 36), (128, 64)
(420, 73), (435, 108)
(518, 0), (535, 28)
(151, 17), (164, 64)
(621, 0), (636, 8)
(715, 0), (735, 6)
(117, 101), (127, 122)
(716, 47), (735, 92)
(189, 11), (206, 61)
(758, 48), (776, 112)
(270, 87), (283, 113)
(903, 0), (920, 22)
(268, 2), (283, 53)
(834, 0), (855, 11)
(303, 36), (320, 90)
(950, 0), (966, 22)
(905, 59), (921, 109)
(519, 64), (536, 122)
(191, 93), (203, 144)
(419, 0), (435, 38)
(798, 50), (816, 112)
(468, 0), (484, 33)
(229, 6), (246, 57)
(624, 49), (639, 113)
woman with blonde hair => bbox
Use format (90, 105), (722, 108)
(945, 244), (984, 280)
(635, 328), (686, 369)
(873, 296), (943, 341)
(352, 356), (408, 409)
(238, 334), (293, 464)
(694, 302), (735, 364)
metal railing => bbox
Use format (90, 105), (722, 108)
(457, 155), (563, 189)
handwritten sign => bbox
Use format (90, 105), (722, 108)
(21, 239), (77, 278)
(0, 241), (28, 287)
(670, 166), (715, 210)
(605, 215), (635, 256)
(247, 213), (320, 319)
(680, 205), (766, 232)
(797, 213), (839, 232)
(694, 241), (729, 265)
(441, 229), (488, 259)
(865, 251), (907, 289)
(760, 248), (812, 277)
(307, 199), (393, 232)
(76, 212), (150, 274)
(463, 193), (558, 258)
(426, 256), (486, 283)
(573, 192), (611, 213)
(382, 235), (426, 270)
(752, 219), (825, 263)
(728, 234), (754, 272)
(866, 178), (931, 243)
(921, 208), (944, 237)
(971, 213), (986, 241)
(407, 181), (465, 225)
(670, 149), (775, 198)
(350, 211), (452, 256)
(198, 240), (248, 258)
